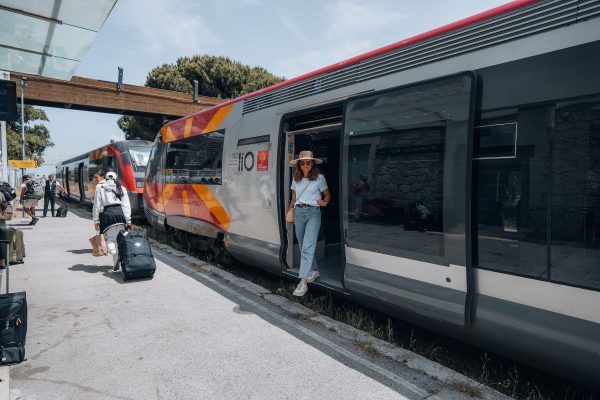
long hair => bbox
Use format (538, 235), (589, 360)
(293, 162), (320, 182)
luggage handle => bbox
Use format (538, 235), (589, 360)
(0, 239), (9, 293)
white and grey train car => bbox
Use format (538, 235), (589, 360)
(144, 0), (600, 387)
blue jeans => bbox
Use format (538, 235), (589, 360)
(294, 206), (321, 279)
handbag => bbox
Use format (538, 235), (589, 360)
(89, 232), (108, 257)
(0, 203), (13, 221)
(286, 208), (294, 224)
(286, 181), (314, 224)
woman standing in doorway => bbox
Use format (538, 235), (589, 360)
(287, 151), (331, 297)
(92, 171), (131, 271)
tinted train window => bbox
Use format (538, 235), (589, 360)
(475, 107), (551, 278)
(475, 98), (600, 290)
(551, 99), (600, 289)
(344, 74), (474, 264)
(145, 145), (160, 183)
(164, 131), (224, 185)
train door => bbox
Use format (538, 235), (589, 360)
(340, 73), (477, 326)
(64, 167), (70, 196)
(77, 162), (85, 202)
(280, 104), (345, 289)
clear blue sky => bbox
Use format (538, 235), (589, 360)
(34, 0), (509, 175)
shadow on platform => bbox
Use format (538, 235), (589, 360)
(66, 249), (93, 254)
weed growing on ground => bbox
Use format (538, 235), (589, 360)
(352, 339), (381, 357)
(447, 380), (483, 399)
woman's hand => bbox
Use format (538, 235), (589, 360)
(94, 222), (100, 231)
(317, 199), (328, 207)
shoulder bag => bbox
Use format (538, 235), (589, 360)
(286, 181), (313, 224)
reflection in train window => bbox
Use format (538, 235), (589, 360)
(475, 99), (600, 290)
(164, 131), (224, 185)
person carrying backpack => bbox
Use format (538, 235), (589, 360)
(92, 171), (132, 271)
(19, 175), (41, 225)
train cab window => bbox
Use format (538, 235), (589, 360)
(344, 74), (474, 264)
(128, 146), (152, 172)
(164, 131), (224, 185)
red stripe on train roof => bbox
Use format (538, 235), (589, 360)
(166, 0), (542, 128)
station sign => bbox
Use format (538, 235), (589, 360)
(9, 160), (37, 168)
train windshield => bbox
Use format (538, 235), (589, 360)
(128, 146), (152, 172)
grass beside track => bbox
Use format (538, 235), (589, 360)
(136, 220), (598, 400)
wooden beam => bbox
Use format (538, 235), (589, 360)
(9, 74), (225, 118)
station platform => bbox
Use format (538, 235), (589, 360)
(2, 207), (509, 400)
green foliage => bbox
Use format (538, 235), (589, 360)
(118, 55), (284, 141)
(6, 105), (54, 165)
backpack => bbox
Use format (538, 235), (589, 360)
(0, 182), (16, 201)
(25, 180), (44, 200)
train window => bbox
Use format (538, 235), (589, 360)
(475, 98), (600, 290)
(128, 146), (151, 172)
(475, 106), (551, 278)
(146, 146), (160, 183)
(88, 158), (102, 181)
(473, 123), (517, 159)
(344, 74), (474, 263)
(164, 131), (224, 185)
(550, 98), (600, 290)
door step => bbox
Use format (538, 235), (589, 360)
(283, 269), (351, 295)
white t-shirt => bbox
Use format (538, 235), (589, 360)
(291, 174), (328, 207)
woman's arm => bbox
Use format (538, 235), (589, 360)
(289, 191), (296, 210)
(317, 188), (331, 207)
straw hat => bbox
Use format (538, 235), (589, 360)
(290, 150), (322, 165)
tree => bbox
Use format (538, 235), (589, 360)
(118, 55), (284, 141)
(7, 105), (54, 166)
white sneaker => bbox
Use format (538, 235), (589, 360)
(293, 282), (308, 297)
(307, 269), (320, 283)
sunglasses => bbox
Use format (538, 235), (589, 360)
(299, 161), (313, 166)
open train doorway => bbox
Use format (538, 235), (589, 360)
(280, 103), (345, 290)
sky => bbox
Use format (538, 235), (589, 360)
(34, 0), (510, 176)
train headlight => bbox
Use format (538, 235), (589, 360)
(136, 182), (144, 188)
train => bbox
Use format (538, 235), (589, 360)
(56, 140), (153, 217)
(143, 0), (600, 388)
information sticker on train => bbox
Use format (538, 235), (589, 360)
(257, 150), (268, 172)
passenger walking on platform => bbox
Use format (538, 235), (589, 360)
(92, 171), (132, 271)
(19, 175), (39, 225)
(43, 174), (64, 217)
(287, 151), (331, 297)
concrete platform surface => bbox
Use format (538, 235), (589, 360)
(3, 208), (507, 400)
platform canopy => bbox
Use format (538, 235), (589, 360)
(0, 0), (117, 80)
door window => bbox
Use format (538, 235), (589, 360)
(344, 74), (474, 265)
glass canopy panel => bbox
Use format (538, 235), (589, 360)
(45, 24), (97, 60)
(0, 48), (44, 76)
(0, 48), (79, 80)
(0, 0), (116, 79)
(40, 55), (79, 80)
(0, 10), (50, 54)
(0, 0), (116, 31)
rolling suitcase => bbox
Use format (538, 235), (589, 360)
(117, 229), (156, 280)
(56, 206), (68, 217)
(0, 239), (27, 365)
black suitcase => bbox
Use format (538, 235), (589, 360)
(117, 230), (156, 280)
(56, 206), (68, 217)
(0, 240), (27, 365)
